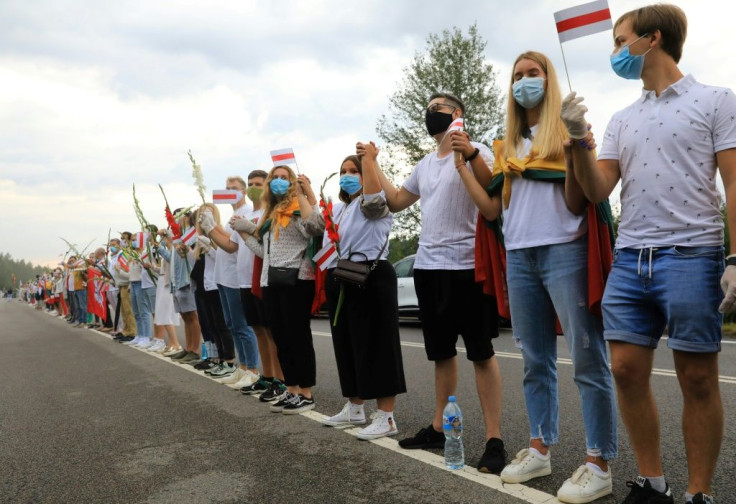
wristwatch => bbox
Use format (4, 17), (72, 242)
(465, 148), (480, 162)
(727, 254), (736, 267)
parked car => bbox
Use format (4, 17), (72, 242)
(393, 254), (420, 319)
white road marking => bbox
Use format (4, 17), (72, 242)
(312, 331), (736, 385)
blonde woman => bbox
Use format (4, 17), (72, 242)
(454, 51), (617, 503)
(236, 165), (324, 414)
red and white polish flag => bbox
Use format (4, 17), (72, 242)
(270, 148), (296, 166)
(181, 227), (198, 247)
(554, 0), (613, 43)
(212, 189), (243, 205)
(448, 118), (464, 133)
(313, 243), (338, 271)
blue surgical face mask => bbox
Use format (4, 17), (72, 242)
(610, 34), (651, 80)
(339, 174), (362, 195)
(512, 77), (546, 109)
(269, 178), (290, 196)
(109, 246), (119, 254)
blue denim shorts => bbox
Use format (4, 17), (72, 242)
(602, 246), (724, 353)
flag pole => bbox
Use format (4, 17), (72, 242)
(559, 41), (573, 93)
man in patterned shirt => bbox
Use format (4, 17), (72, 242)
(562, 4), (736, 504)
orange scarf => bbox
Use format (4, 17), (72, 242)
(272, 198), (300, 240)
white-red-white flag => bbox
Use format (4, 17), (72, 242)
(181, 227), (198, 247)
(554, 0), (613, 43)
(313, 243), (338, 271)
(270, 148), (296, 166)
(131, 232), (148, 250)
(448, 118), (464, 132)
(212, 189), (243, 205)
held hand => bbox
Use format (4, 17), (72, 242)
(231, 217), (257, 234)
(296, 174), (316, 201)
(450, 131), (474, 158)
(357, 141), (379, 160)
(196, 235), (212, 253)
(561, 92), (589, 139)
(199, 211), (216, 234)
(719, 265), (736, 313)
(228, 215), (242, 228)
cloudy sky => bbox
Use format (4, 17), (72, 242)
(1, 0), (732, 267)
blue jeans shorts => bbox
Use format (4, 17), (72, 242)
(603, 246), (724, 353)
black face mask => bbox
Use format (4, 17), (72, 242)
(425, 110), (454, 136)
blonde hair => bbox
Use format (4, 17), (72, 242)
(226, 176), (247, 190)
(194, 203), (220, 257)
(258, 165), (298, 236)
(504, 51), (567, 162)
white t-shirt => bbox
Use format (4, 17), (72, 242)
(599, 75), (736, 248)
(215, 202), (252, 289)
(501, 126), (586, 250)
(403, 141), (491, 270)
(231, 207), (263, 288)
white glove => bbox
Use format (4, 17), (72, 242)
(232, 217), (257, 234)
(196, 235), (212, 253)
(719, 265), (736, 313)
(561, 92), (589, 139)
(199, 210), (216, 234)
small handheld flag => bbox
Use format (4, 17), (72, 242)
(448, 118), (464, 133)
(553, 0), (613, 91)
(212, 189), (243, 205)
(270, 147), (300, 174)
(181, 227), (198, 247)
(131, 232), (149, 250)
(313, 243), (338, 271)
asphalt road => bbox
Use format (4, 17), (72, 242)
(1, 301), (734, 503)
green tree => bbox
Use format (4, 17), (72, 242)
(376, 23), (505, 238)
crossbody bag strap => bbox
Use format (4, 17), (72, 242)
(369, 234), (390, 272)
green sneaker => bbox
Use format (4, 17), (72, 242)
(240, 377), (271, 395)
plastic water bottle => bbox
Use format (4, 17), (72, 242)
(201, 342), (208, 359)
(442, 395), (464, 469)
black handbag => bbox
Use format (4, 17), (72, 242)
(332, 236), (389, 288)
(266, 231), (302, 287)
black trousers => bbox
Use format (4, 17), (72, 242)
(204, 289), (236, 361)
(263, 280), (316, 388)
(326, 261), (407, 399)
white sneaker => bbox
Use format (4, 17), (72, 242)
(355, 410), (398, 440)
(556, 465), (612, 503)
(321, 401), (366, 427)
(227, 370), (260, 389)
(147, 339), (166, 352)
(162, 346), (184, 357)
(218, 368), (245, 384)
(135, 338), (153, 349)
(124, 336), (143, 346)
(500, 448), (552, 483)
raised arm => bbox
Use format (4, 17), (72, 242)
(562, 92), (621, 203)
(356, 142), (418, 212)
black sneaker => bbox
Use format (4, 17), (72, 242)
(622, 477), (674, 504)
(259, 380), (286, 402)
(477, 438), (507, 474)
(691, 493), (714, 504)
(269, 391), (296, 412)
(240, 377), (271, 395)
(193, 358), (216, 370)
(398, 424), (444, 449)
(282, 394), (315, 414)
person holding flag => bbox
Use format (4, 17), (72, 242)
(318, 147), (406, 439)
(372, 92), (506, 475)
(110, 237), (137, 341)
(198, 176), (262, 390)
(236, 165), (324, 414)
(562, 5), (736, 504)
(455, 50), (617, 503)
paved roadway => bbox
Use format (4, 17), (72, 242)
(1, 300), (734, 503)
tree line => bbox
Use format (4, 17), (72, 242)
(0, 252), (50, 291)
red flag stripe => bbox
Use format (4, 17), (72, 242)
(213, 194), (238, 200)
(271, 152), (296, 162)
(556, 8), (610, 33)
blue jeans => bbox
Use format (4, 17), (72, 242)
(218, 285), (260, 369)
(139, 286), (156, 338)
(506, 236), (618, 459)
(74, 289), (87, 324)
(130, 281), (151, 338)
